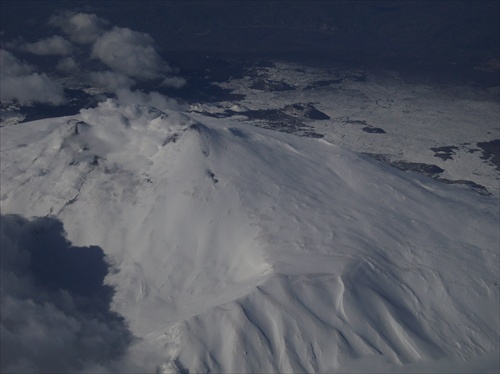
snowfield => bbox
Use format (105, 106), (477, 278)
(1, 100), (499, 373)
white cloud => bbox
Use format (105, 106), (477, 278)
(92, 27), (170, 79)
(56, 56), (79, 73)
(49, 11), (107, 45)
(0, 74), (66, 105)
(0, 49), (33, 76)
(0, 49), (65, 105)
(88, 71), (136, 92)
(115, 88), (182, 111)
(1, 13), (186, 107)
(21, 35), (73, 56)
(161, 76), (186, 88)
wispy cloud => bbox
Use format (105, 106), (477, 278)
(88, 70), (136, 91)
(20, 35), (73, 56)
(161, 76), (187, 88)
(56, 56), (79, 73)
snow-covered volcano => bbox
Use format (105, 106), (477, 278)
(1, 100), (498, 373)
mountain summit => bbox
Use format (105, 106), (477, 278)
(1, 100), (498, 372)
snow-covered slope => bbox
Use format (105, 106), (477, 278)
(1, 100), (498, 373)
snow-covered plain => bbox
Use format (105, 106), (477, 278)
(1, 99), (498, 372)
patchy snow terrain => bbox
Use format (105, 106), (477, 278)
(1, 100), (498, 372)
(212, 61), (500, 197)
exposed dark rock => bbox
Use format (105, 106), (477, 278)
(367, 153), (490, 195)
(392, 161), (444, 175)
(302, 131), (324, 138)
(283, 103), (330, 120)
(438, 178), (491, 196)
(346, 119), (368, 125)
(207, 169), (219, 184)
(431, 146), (458, 161)
(362, 127), (386, 134)
(240, 108), (323, 137)
(90, 155), (101, 166)
(250, 79), (295, 91)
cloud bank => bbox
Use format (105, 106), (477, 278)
(2, 9), (186, 114)
(0, 49), (66, 105)
(91, 26), (170, 79)
(0, 215), (133, 373)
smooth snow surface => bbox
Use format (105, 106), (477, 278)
(1, 101), (499, 373)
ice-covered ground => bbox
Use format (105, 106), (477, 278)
(1, 100), (498, 372)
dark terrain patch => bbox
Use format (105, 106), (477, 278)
(438, 178), (491, 195)
(477, 139), (500, 170)
(362, 127), (386, 134)
(220, 102), (327, 138)
(305, 72), (366, 89)
(282, 103), (330, 120)
(368, 153), (489, 195)
(345, 119), (368, 125)
(250, 79), (295, 92)
(370, 154), (444, 175)
(237, 108), (323, 137)
(207, 169), (219, 184)
(305, 79), (343, 89)
(431, 146), (459, 161)
(392, 161), (444, 175)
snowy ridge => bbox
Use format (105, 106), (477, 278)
(1, 101), (498, 372)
